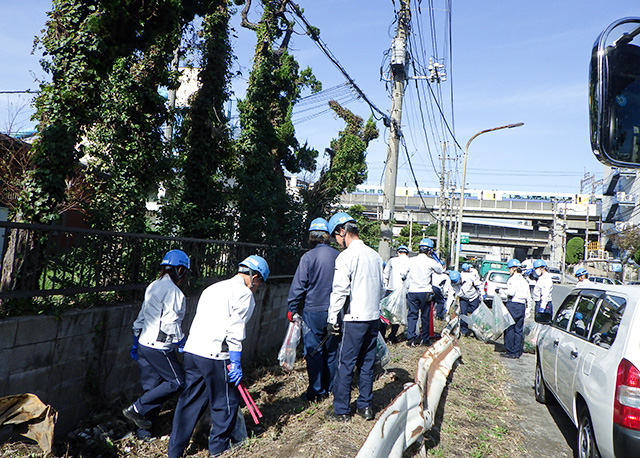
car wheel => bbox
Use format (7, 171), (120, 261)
(578, 405), (601, 458)
(534, 358), (552, 404)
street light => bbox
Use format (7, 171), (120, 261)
(454, 122), (524, 270)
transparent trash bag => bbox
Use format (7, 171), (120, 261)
(278, 319), (301, 370)
(464, 302), (495, 343)
(374, 332), (390, 368)
(492, 295), (515, 340)
(523, 318), (541, 354)
(380, 285), (408, 325)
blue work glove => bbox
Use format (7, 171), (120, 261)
(431, 251), (441, 264)
(174, 336), (187, 353)
(130, 335), (139, 361)
(228, 351), (243, 386)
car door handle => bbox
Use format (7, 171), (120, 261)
(553, 339), (559, 348)
(570, 349), (579, 359)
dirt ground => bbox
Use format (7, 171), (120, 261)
(1, 320), (576, 458)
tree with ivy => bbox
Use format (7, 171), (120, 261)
(159, 1), (235, 239)
(300, 101), (378, 228)
(235, 0), (321, 246)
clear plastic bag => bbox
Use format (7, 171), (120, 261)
(466, 302), (495, 342)
(492, 295), (515, 340)
(277, 319), (301, 370)
(374, 332), (390, 368)
(380, 285), (408, 325)
(523, 318), (541, 354)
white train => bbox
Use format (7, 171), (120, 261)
(352, 185), (597, 204)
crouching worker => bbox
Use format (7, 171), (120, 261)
(124, 249), (190, 434)
(168, 255), (269, 458)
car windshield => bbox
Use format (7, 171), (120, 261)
(488, 272), (510, 283)
(549, 268), (561, 274)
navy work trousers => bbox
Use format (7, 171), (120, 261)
(407, 292), (431, 342)
(504, 301), (526, 357)
(333, 320), (379, 416)
(168, 353), (240, 458)
(302, 310), (338, 400)
(459, 296), (480, 335)
(135, 344), (185, 418)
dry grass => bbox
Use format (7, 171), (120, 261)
(1, 324), (527, 458)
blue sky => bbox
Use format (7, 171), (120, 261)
(3, 1), (640, 194)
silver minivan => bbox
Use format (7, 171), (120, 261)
(534, 285), (640, 458)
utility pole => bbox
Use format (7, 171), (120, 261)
(436, 142), (446, 258)
(379, 0), (411, 262)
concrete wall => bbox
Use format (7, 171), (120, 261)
(0, 277), (292, 435)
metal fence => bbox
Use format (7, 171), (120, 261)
(0, 221), (304, 304)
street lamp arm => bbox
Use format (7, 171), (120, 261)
(454, 122), (524, 270)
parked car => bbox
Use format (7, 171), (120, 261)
(548, 267), (562, 284)
(590, 276), (623, 285)
(482, 270), (510, 305)
(534, 284), (640, 457)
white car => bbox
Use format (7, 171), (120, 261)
(548, 267), (562, 284)
(482, 270), (510, 305)
(534, 284), (640, 458)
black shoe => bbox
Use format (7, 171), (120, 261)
(325, 409), (351, 422)
(123, 405), (152, 430)
(499, 352), (519, 359)
(406, 338), (419, 347)
(420, 339), (432, 347)
(356, 406), (374, 420)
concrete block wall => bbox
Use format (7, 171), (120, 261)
(0, 277), (292, 435)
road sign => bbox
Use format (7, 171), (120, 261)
(460, 235), (470, 244)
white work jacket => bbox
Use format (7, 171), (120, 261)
(133, 274), (186, 350)
(533, 272), (553, 307)
(383, 254), (410, 291)
(328, 239), (385, 324)
(183, 275), (255, 360)
(459, 271), (481, 301)
(406, 253), (443, 293)
(506, 272), (531, 304)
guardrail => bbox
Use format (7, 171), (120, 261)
(0, 221), (303, 303)
(357, 318), (462, 457)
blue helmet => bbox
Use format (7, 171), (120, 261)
(160, 249), (190, 270)
(507, 259), (521, 268)
(533, 259), (547, 269)
(309, 217), (329, 233)
(419, 238), (434, 248)
(461, 263), (471, 272)
(397, 245), (409, 253)
(239, 255), (270, 282)
(575, 267), (588, 278)
(449, 271), (461, 283)
(328, 212), (356, 235)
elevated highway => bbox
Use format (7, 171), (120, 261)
(339, 192), (600, 251)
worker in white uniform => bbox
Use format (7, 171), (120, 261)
(575, 267), (593, 285)
(405, 238), (443, 346)
(123, 249), (190, 433)
(501, 259), (531, 359)
(168, 255), (269, 458)
(326, 212), (385, 422)
(532, 259), (554, 319)
(459, 263), (482, 336)
(381, 244), (410, 342)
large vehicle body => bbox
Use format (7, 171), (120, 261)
(535, 284), (640, 457)
(478, 260), (508, 278)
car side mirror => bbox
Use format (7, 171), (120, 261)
(535, 312), (552, 325)
(590, 18), (640, 167)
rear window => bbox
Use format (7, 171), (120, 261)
(488, 272), (510, 283)
(589, 294), (625, 349)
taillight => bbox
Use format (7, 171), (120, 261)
(614, 359), (640, 430)
(484, 281), (488, 295)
